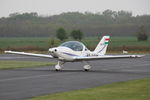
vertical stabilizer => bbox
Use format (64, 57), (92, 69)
(94, 36), (110, 55)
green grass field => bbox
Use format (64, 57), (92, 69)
(0, 60), (55, 69)
(28, 78), (150, 100)
(0, 37), (50, 48)
(0, 37), (150, 52)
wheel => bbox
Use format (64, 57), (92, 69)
(55, 69), (59, 71)
(84, 69), (89, 71)
(83, 65), (91, 71)
(55, 63), (62, 71)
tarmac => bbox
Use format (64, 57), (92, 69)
(0, 54), (150, 100)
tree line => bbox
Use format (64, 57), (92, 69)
(56, 28), (83, 41)
(0, 10), (150, 37)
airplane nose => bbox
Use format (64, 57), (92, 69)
(49, 48), (57, 53)
(48, 48), (58, 58)
(49, 48), (53, 53)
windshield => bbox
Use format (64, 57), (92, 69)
(60, 41), (84, 51)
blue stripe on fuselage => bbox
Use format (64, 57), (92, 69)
(62, 52), (79, 56)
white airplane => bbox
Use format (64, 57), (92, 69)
(5, 36), (144, 71)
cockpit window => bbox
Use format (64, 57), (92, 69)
(60, 41), (84, 51)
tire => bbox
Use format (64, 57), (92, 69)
(55, 69), (59, 71)
(84, 69), (89, 71)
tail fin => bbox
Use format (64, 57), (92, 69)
(94, 36), (110, 55)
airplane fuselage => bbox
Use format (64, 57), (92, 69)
(49, 46), (98, 62)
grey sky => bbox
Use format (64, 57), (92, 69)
(0, 0), (150, 17)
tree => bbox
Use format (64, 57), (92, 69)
(56, 28), (68, 41)
(117, 10), (132, 18)
(103, 9), (114, 17)
(9, 12), (20, 17)
(71, 30), (83, 40)
(137, 26), (148, 41)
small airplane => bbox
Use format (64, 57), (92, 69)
(5, 36), (144, 71)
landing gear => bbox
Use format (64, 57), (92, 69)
(55, 61), (91, 71)
(55, 61), (65, 71)
(83, 65), (91, 71)
(83, 61), (91, 71)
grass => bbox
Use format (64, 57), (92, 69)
(0, 37), (50, 48)
(0, 60), (55, 69)
(0, 37), (150, 52)
(28, 78), (150, 100)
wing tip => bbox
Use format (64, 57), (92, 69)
(131, 55), (145, 58)
(4, 50), (11, 53)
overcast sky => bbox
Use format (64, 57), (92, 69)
(0, 0), (150, 17)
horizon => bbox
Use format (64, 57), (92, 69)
(0, 0), (150, 18)
(1, 10), (150, 18)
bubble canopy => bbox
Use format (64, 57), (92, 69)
(59, 41), (85, 51)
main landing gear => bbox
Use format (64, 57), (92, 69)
(83, 61), (91, 71)
(54, 61), (91, 71)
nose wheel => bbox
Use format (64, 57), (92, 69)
(84, 69), (89, 71)
(55, 61), (64, 71)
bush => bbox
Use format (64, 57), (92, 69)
(71, 30), (83, 40)
(56, 28), (68, 41)
(137, 26), (148, 41)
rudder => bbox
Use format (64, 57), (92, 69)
(94, 36), (110, 55)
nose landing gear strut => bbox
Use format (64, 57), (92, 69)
(55, 61), (65, 71)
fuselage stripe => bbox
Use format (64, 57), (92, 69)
(62, 52), (78, 56)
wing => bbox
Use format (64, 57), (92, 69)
(5, 51), (53, 58)
(73, 55), (144, 61)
